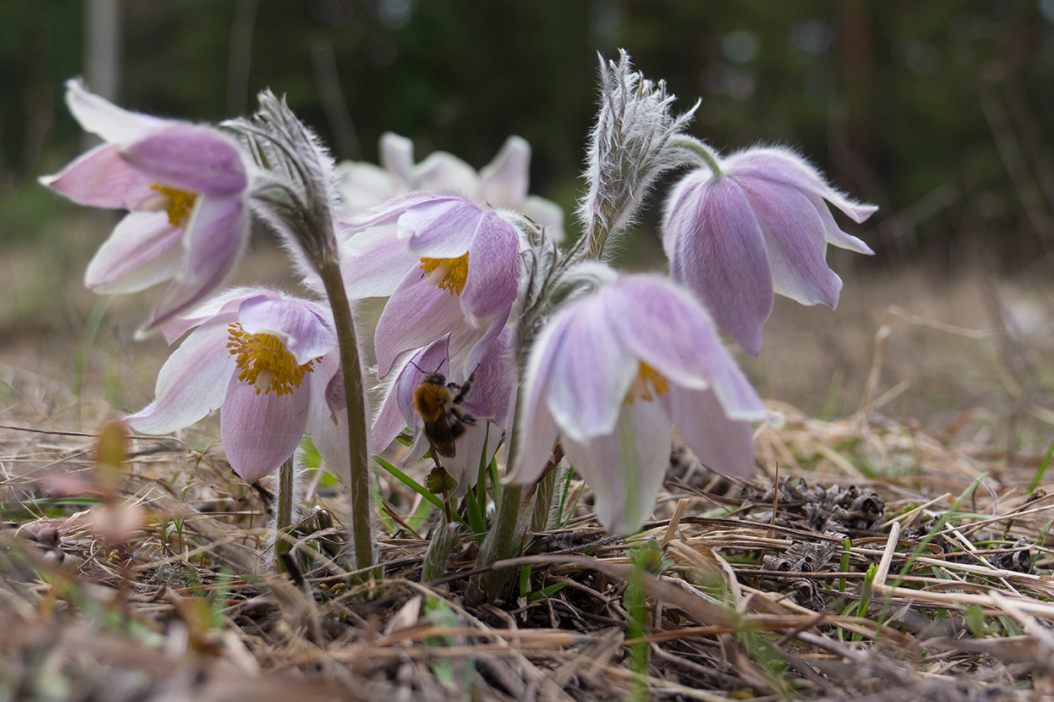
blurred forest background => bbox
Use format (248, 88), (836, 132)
(4, 0), (1054, 425)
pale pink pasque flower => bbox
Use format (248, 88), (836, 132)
(509, 274), (769, 536)
(372, 328), (513, 495)
(336, 132), (564, 239)
(337, 192), (522, 378)
(126, 288), (351, 483)
(40, 80), (250, 331)
(663, 146), (877, 356)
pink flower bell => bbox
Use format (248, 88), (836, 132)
(509, 274), (768, 535)
(663, 146), (876, 355)
(40, 80), (250, 332)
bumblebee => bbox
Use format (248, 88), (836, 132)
(413, 367), (478, 458)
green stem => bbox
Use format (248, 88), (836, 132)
(668, 134), (723, 177)
(274, 456), (295, 566)
(318, 258), (377, 575)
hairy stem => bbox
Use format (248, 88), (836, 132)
(274, 455), (295, 566)
(668, 134), (723, 177)
(318, 258), (377, 575)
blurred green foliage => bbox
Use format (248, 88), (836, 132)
(5, 0), (1054, 272)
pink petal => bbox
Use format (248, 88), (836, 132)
(142, 194), (247, 331)
(401, 198), (482, 258)
(737, 177), (842, 308)
(40, 143), (158, 210)
(159, 288), (277, 344)
(125, 321), (237, 434)
(416, 152), (481, 198)
(664, 173), (773, 356)
(379, 131), (416, 188)
(809, 194), (874, 254)
(519, 195), (566, 241)
(460, 211), (521, 323)
(336, 161), (400, 210)
(479, 136), (530, 208)
(84, 211), (183, 294)
(336, 224), (420, 299)
(65, 79), (165, 143)
(562, 401), (672, 536)
(375, 275), (467, 376)
(238, 297), (336, 364)
(666, 387), (757, 478)
(221, 381), (308, 483)
(725, 147), (878, 223)
(121, 124), (247, 196)
(545, 298), (638, 443)
(447, 310), (509, 380)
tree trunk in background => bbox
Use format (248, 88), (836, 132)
(84, 0), (122, 101)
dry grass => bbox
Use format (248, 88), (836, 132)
(3, 252), (1054, 700)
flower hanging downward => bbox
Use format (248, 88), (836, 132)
(509, 274), (769, 535)
(663, 146), (877, 355)
(125, 288), (348, 484)
(338, 192), (522, 378)
(40, 81), (251, 332)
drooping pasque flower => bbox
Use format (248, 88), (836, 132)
(336, 192), (522, 378)
(336, 132), (564, 239)
(372, 328), (513, 495)
(662, 146), (877, 356)
(40, 80), (251, 332)
(125, 288), (351, 483)
(508, 273), (768, 536)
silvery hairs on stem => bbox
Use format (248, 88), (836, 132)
(577, 49), (700, 259)
(224, 90), (342, 273)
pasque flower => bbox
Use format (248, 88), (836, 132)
(372, 328), (513, 495)
(338, 192), (522, 378)
(508, 274), (768, 535)
(125, 288), (349, 483)
(336, 132), (563, 238)
(40, 80), (250, 331)
(663, 146), (877, 356)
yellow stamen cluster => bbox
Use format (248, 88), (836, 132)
(226, 323), (319, 396)
(420, 253), (469, 295)
(625, 361), (670, 404)
(150, 183), (198, 227)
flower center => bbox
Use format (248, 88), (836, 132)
(150, 184), (198, 228)
(226, 323), (319, 396)
(625, 362), (669, 404)
(420, 254), (469, 295)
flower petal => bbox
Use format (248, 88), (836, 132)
(120, 124), (247, 196)
(737, 177), (842, 308)
(809, 194), (874, 254)
(461, 211), (520, 322)
(84, 211), (183, 294)
(374, 275), (467, 376)
(238, 297), (336, 364)
(479, 136), (530, 208)
(125, 321), (237, 434)
(401, 197), (482, 258)
(545, 298), (638, 443)
(40, 143), (158, 210)
(724, 147), (878, 223)
(337, 224), (420, 299)
(335, 161), (400, 211)
(459, 326), (513, 426)
(221, 380), (308, 483)
(142, 194), (247, 331)
(65, 79), (165, 143)
(603, 275), (728, 391)
(667, 387), (757, 478)
(379, 131), (416, 187)
(664, 173), (773, 356)
(562, 401), (672, 535)
(159, 288), (276, 344)
(416, 152), (481, 199)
